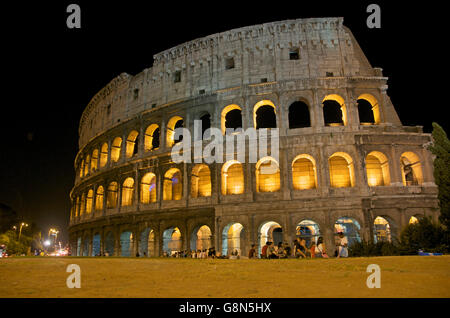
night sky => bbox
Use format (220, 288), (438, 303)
(1, 1), (447, 243)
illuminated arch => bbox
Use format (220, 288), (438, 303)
(296, 220), (321, 247)
(258, 221), (283, 256)
(99, 142), (108, 168)
(366, 151), (390, 186)
(256, 157), (280, 192)
(221, 160), (244, 195)
(119, 231), (134, 257)
(139, 228), (156, 257)
(221, 104), (242, 134)
(79, 159), (84, 178)
(373, 216), (391, 243)
(91, 149), (98, 173)
(75, 196), (80, 217)
(322, 94), (347, 126)
(163, 168), (183, 200)
(121, 177), (135, 206)
(144, 124), (160, 151)
(191, 164), (211, 198)
(334, 217), (361, 247)
(126, 130), (139, 158)
(292, 154), (317, 190)
(140, 172), (157, 204)
(84, 154), (90, 176)
(162, 227), (182, 255)
(329, 152), (355, 188)
(222, 223), (244, 256)
(95, 186), (104, 211)
(106, 182), (118, 208)
(166, 116), (184, 147)
(86, 189), (93, 214)
(111, 137), (122, 162)
(400, 152), (423, 186)
(190, 225), (212, 251)
(253, 100), (277, 129)
(358, 94), (380, 124)
(80, 193), (86, 216)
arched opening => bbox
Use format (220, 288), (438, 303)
(106, 182), (118, 208)
(191, 164), (211, 198)
(373, 216), (392, 243)
(221, 160), (244, 195)
(79, 159), (84, 178)
(162, 227), (182, 256)
(100, 143), (108, 168)
(80, 193), (86, 216)
(200, 113), (211, 139)
(120, 231), (134, 257)
(82, 237), (90, 256)
(288, 101), (310, 128)
(409, 215), (420, 224)
(84, 155), (90, 176)
(167, 116), (184, 147)
(75, 196), (80, 217)
(139, 228), (156, 257)
(400, 152), (423, 186)
(140, 173), (157, 204)
(254, 100), (277, 129)
(334, 217), (361, 247)
(221, 223), (244, 257)
(329, 152), (355, 188)
(111, 137), (122, 162)
(258, 221), (282, 257)
(322, 94), (347, 126)
(95, 186), (104, 211)
(91, 149), (98, 173)
(292, 154), (317, 190)
(256, 157), (280, 192)
(163, 168), (183, 200)
(92, 234), (101, 256)
(358, 94), (380, 125)
(296, 220), (321, 247)
(144, 124), (160, 151)
(104, 231), (115, 256)
(86, 189), (93, 214)
(221, 104), (242, 134)
(126, 130), (139, 158)
(190, 225), (212, 251)
(366, 151), (390, 186)
(121, 177), (135, 206)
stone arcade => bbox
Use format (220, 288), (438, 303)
(69, 17), (439, 258)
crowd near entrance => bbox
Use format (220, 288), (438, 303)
(74, 213), (405, 258)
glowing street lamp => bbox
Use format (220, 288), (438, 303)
(18, 223), (28, 241)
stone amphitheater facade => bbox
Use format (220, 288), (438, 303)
(69, 17), (439, 258)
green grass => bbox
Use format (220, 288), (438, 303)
(1, 256), (449, 298)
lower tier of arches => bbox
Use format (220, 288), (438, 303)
(69, 198), (440, 258)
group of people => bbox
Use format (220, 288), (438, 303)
(162, 247), (218, 259)
(139, 232), (349, 259)
(252, 232), (349, 259)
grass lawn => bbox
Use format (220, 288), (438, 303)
(1, 255), (449, 298)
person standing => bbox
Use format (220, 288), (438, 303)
(261, 242), (269, 259)
(248, 244), (257, 259)
(336, 232), (348, 258)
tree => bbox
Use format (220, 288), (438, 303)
(0, 203), (18, 233)
(428, 122), (450, 231)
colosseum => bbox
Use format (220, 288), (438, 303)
(69, 17), (440, 258)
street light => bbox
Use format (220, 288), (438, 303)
(18, 223), (28, 241)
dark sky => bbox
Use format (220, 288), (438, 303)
(1, 1), (447, 243)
